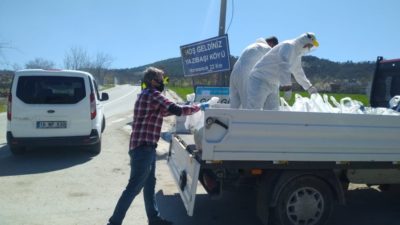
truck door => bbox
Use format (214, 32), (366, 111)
(370, 56), (400, 107)
(167, 134), (201, 216)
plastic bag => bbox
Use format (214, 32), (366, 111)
(291, 94), (310, 112)
(184, 96), (220, 150)
(389, 95), (400, 111)
(186, 93), (195, 103)
(184, 110), (204, 131)
(309, 93), (331, 113)
(279, 93), (399, 116)
(339, 97), (363, 114)
(279, 97), (292, 111)
(323, 94), (340, 113)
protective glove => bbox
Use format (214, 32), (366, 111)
(199, 103), (209, 111)
(283, 90), (292, 101)
(307, 86), (318, 95)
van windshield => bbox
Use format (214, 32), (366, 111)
(16, 76), (86, 104)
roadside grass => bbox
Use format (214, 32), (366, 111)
(0, 86), (369, 113)
(168, 86), (370, 106)
(168, 86), (195, 101)
(100, 84), (115, 90)
(0, 98), (6, 113)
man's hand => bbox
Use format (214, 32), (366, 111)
(307, 86), (318, 95)
(199, 103), (209, 111)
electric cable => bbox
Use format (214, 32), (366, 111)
(226, 0), (234, 33)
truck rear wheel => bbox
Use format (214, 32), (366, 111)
(272, 176), (333, 225)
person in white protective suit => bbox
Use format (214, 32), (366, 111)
(246, 32), (319, 110)
(229, 36), (279, 108)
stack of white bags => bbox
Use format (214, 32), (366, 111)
(280, 94), (400, 116)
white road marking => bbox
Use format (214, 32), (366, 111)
(104, 87), (138, 106)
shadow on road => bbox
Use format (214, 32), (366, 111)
(0, 145), (94, 177)
(156, 186), (400, 225)
(156, 189), (263, 225)
(330, 187), (400, 225)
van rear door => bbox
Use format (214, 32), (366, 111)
(10, 74), (92, 137)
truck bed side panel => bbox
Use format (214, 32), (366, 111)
(202, 109), (400, 162)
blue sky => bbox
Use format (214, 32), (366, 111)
(1, 0), (399, 70)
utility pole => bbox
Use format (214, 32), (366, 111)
(218, 0), (227, 86)
(219, 0), (227, 36)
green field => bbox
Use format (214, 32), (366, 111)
(0, 87), (370, 113)
(168, 86), (370, 106)
(0, 99), (6, 113)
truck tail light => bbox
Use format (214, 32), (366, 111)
(7, 92), (12, 121)
(90, 93), (97, 120)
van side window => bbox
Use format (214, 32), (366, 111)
(16, 76), (86, 104)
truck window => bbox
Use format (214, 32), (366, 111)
(16, 76), (86, 104)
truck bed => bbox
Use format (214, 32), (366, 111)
(200, 108), (400, 163)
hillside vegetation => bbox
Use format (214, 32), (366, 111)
(1, 55), (377, 98)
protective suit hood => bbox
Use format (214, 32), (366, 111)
(293, 32), (319, 55)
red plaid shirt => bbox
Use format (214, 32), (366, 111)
(129, 88), (200, 150)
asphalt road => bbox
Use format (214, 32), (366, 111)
(0, 85), (399, 225)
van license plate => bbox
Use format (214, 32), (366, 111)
(36, 121), (67, 129)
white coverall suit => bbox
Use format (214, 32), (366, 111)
(246, 33), (318, 110)
(229, 38), (272, 108)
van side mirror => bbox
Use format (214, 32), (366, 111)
(101, 92), (109, 101)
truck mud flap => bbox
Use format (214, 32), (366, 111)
(167, 136), (201, 216)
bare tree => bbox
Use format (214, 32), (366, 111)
(63, 46), (113, 85)
(91, 52), (113, 85)
(0, 42), (13, 68)
(63, 46), (91, 70)
(25, 57), (55, 69)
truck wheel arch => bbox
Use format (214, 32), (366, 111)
(269, 170), (346, 207)
(256, 170), (345, 225)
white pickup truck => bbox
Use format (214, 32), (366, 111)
(167, 56), (400, 225)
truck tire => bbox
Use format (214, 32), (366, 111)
(272, 176), (334, 225)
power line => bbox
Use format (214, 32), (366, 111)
(226, 0), (234, 33)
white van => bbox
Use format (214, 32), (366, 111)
(6, 69), (109, 155)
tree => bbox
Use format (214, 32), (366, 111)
(90, 52), (113, 85)
(25, 57), (55, 69)
(0, 42), (12, 68)
(63, 46), (91, 70)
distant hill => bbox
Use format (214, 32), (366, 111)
(109, 55), (376, 93)
(1, 55), (378, 95)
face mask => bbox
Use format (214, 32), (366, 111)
(300, 44), (315, 55)
(154, 80), (164, 92)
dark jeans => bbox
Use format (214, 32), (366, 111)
(108, 145), (159, 225)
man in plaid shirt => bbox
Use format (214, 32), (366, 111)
(108, 67), (205, 225)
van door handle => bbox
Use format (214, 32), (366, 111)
(47, 110), (55, 113)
